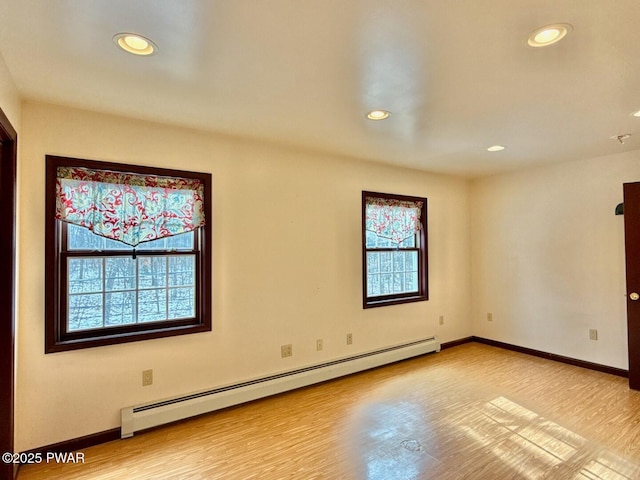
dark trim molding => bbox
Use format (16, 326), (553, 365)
(0, 106), (17, 480)
(440, 337), (473, 350)
(21, 428), (121, 456)
(472, 336), (629, 378)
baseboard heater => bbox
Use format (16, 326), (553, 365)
(121, 336), (440, 438)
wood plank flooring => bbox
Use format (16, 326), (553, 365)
(17, 343), (640, 479)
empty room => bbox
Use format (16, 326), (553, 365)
(1, 1), (640, 479)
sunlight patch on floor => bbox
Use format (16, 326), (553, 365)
(459, 397), (639, 480)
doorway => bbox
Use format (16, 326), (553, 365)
(0, 106), (17, 480)
(623, 182), (640, 390)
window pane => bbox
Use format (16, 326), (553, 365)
(66, 255), (198, 326)
(103, 237), (130, 251)
(67, 224), (103, 250)
(139, 232), (194, 251)
(405, 272), (418, 293)
(399, 235), (415, 248)
(139, 257), (167, 288)
(138, 289), (167, 322)
(166, 232), (194, 250)
(380, 274), (393, 295)
(368, 232), (389, 248)
(366, 249), (419, 298)
(393, 251), (405, 272)
(380, 252), (392, 273)
(405, 251), (417, 271)
(64, 231), (199, 332)
(391, 273), (402, 293)
(68, 258), (103, 293)
(367, 252), (380, 274)
(168, 255), (195, 287)
(68, 293), (103, 331)
(367, 274), (380, 297)
(168, 287), (195, 318)
(105, 291), (136, 326)
(365, 231), (380, 248)
(105, 257), (135, 291)
(366, 231), (416, 249)
(141, 237), (167, 250)
(71, 225), (187, 251)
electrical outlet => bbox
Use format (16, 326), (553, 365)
(589, 329), (598, 341)
(487, 313), (493, 322)
(142, 369), (153, 386)
(281, 344), (293, 358)
(316, 339), (323, 351)
(347, 333), (353, 345)
(439, 315), (444, 325)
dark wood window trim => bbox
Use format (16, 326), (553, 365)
(362, 191), (428, 309)
(45, 155), (212, 353)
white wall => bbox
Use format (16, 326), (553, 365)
(13, 93), (640, 452)
(471, 151), (640, 369)
(14, 97), (640, 452)
(15, 101), (471, 451)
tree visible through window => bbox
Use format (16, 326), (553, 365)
(362, 191), (428, 308)
(45, 155), (212, 353)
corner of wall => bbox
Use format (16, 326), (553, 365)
(0, 51), (21, 133)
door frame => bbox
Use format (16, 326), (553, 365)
(0, 106), (17, 480)
(623, 181), (640, 390)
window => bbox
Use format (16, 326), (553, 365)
(45, 155), (212, 352)
(362, 191), (428, 308)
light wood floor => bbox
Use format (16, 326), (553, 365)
(18, 343), (640, 479)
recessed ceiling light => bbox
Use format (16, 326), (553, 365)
(113, 33), (157, 56)
(366, 110), (390, 120)
(527, 23), (572, 47)
(633, 110), (640, 118)
(487, 145), (506, 152)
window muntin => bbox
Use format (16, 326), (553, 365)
(45, 155), (212, 353)
(362, 191), (428, 308)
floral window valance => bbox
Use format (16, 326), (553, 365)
(365, 196), (423, 244)
(55, 166), (206, 247)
